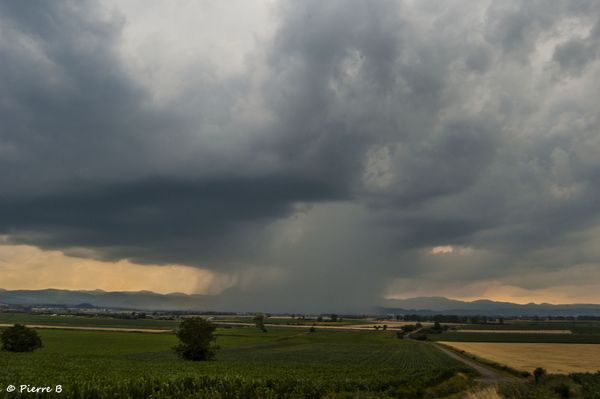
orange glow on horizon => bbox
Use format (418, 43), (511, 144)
(0, 240), (233, 295)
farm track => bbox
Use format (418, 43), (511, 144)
(431, 342), (515, 385)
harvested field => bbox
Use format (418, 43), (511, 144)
(440, 342), (600, 374)
(429, 331), (600, 343)
(455, 329), (572, 334)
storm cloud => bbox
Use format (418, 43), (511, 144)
(2, 0), (600, 311)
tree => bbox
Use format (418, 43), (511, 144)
(173, 318), (218, 361)
(534, 367), (546, 384)
(330, 314), (338, 322)
(253, 314), (267, 332)
(433, 321), (443, 333)
(1, 324), (43, 352)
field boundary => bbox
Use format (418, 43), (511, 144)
(0, 323), (172, 333)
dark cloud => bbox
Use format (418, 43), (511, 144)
(1, 176), (343, 266)
(2, 0), (600, 310)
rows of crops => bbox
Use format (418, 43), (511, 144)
(2, 373), (471, 399)
(0, 327), (473, 398)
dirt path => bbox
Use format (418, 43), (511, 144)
(0, 323), (171, 333)
(432, 343), (515, 385)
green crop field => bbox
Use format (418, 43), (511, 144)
(0, 313), (178, 330)
(0, 326), (473, 398)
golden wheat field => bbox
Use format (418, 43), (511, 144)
(440, 342), (600, 374)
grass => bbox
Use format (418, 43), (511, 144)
(572, 373), (600, 399)
(464, 387), (502, 399)
(0, 327), (473, 398)
(498, 375), (581, 399)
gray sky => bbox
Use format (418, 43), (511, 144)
(2, 0), (600, 312)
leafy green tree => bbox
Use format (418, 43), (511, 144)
(1, 324), (42, 352)
(173, 318), (218, 361)
(330, 314), (338, 322)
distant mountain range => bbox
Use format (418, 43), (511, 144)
(0, 288), (216, 311)
(379, 296), (600, 317)
(2, 289), (600, 316)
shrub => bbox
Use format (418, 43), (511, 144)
(413, 333), (428, 341)
(534, 367), (547, 384)
(401, 325), (417, 333)
(253, 314), (267, 332)
(1, 324), (43, 352)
